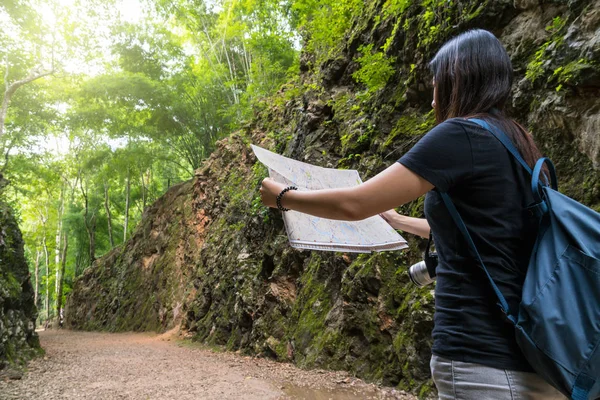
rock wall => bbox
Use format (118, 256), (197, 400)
(0, 200), (41, 371)
(66, 0), (600, 397)
(66, 180), (201, 332)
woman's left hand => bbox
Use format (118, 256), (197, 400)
(260, 178), (287, 208)
(379, 209), (398, 225)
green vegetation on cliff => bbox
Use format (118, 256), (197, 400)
(0, 200), (42, 371)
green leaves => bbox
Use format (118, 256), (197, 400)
(352, 44), (396, 94)
(3, 0), (304, 324)
(290, 0), (364, 63)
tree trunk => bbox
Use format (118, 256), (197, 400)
(56, 234), (68, 317)
(140, 170), (146, 209)
(72, 171), (83, 276)
(124, 172), (130, 242)
(39, 208), (49, 320)
(43, 236), (50, 321)
(149, 164), (154, 201)
(223, 46), (239, 105)
(88, 212), (96, 262)
(104, 182), (114, 247)
(75, 248), (83, 277)
(80, 178), (96, 262)
(54, 185), (64, 300)
(34, 249), (40, 307)
(241, 40), (252, 83)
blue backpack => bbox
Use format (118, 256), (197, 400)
(439, 118), (600, 400)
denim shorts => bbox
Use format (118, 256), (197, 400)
(430, 354), (567, 399)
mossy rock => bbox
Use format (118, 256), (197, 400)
(0, 200), (42, 370)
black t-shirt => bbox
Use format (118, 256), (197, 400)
(398, 118), (538, 372)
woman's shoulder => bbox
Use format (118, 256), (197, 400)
(438, 117), (480, 130)
(432, 118), (498, 140)
(423, 118), (472, 141)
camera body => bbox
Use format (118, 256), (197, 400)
(407, 234), (438, 287)
(408, 250), (438, 287)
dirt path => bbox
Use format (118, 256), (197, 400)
(0, 330), (416, 400)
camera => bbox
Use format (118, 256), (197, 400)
(408, 234), (438, 287)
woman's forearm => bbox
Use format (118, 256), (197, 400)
(279, 188), (431, 239)
(279, 188), (363, 220)
(386, 214), (430, 238)
(260, 162), (434, 221)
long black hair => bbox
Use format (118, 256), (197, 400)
(429, 29), (542, 168)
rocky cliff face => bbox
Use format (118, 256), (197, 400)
(0, 201), (41, 371)
(66, 180), (200, 332)
(66, 0), (600, 396)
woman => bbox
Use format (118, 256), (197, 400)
(259, 30), (565, 399)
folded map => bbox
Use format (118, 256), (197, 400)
(252, 145), (408, 253)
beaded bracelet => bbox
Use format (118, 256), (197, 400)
(276, 186), (298, 212)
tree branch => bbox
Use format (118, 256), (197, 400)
(0, 58), (55, 139)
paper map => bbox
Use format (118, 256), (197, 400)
(252, 145), (408, 253)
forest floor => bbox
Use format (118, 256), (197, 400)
(0, 330), (417, 400)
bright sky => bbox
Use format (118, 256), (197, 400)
(40, 0), (143, 24)
(36, 0), (144, 76)
(118, 0), (144, 23)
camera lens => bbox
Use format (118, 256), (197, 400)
(408, 261), (435, 287)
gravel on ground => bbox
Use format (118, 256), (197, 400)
(0, 329), (417, 400)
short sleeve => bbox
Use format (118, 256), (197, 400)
(397, 119), (473, 192)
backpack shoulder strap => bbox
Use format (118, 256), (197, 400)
(439, 118), (545, 322)
(470, 118), (554, 210)
(469, 118), (533, 175)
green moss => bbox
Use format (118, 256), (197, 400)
(1, 271), (21, 299)
(329, 91), (378, 157)
(416, 0), (459, 52)
(298, 0), (365, 65)
(463, 1), (486, 21)
(0, 201), (41, 370)
(525, 16), (567, 83)
(418, 380), (435, 398)
(526, 42), (553, 83)
(552, 58), (598, 88)
(352, 44), (397, 94)
(383, 0), (411, 18)
(226, 328), (243, 351)
(382, 111), (435, 150)
(292, 267), (332, 362)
